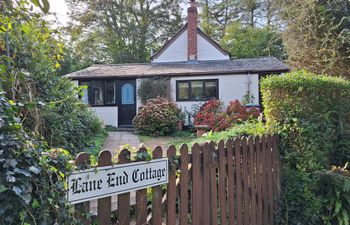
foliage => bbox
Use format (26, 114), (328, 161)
(133, 97), (181, 136)
(198, 0), (282, 40)
(0, 1), (105, 155)
(188, 120), (267, 147)
(221, 22), (286, 60)
(280, 0), (350, 76)
(138, 78), (171, 104)
(0, 90), (77, 225)
(316, 164), (350, 225)
(261, 70), (350, 224)
(66, 0), (183, 64)
(194, 99), (260, 132)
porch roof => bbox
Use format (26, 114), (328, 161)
(64, 57), (290, 79)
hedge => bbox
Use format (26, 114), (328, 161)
(261, 70), (350, 224)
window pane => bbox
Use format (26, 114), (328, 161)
(205, 81), (217, 98)
(91, 81), (104, 105)
(105, 81), (116, 104)
(178, 82), (189, 99)
(190, 81), (203, 100)
(121, 83), (135, 104)
(80, 81), (90, 104)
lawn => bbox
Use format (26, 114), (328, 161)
(138, 121), (266, 151)
(138, 130), (196, 150)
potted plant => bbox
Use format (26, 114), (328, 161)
(176, 111), (186, 131)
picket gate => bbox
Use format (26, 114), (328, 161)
(73, 134), (281, 225)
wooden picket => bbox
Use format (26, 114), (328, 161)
(72, 134), (281, 225)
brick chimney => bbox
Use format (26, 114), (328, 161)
(187, 0), (198, 61)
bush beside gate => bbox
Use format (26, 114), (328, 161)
(72, 134), (280, 225)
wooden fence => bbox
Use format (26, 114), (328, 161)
(73, 134), (280, 225)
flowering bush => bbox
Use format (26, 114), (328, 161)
(133, 97), (180, 136)
(194, 99), (260, 132)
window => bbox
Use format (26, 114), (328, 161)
(121, 83), (135, 104)
(176, 79), (218, 101)
(105, 81), (116, 104)
(79, 80), (117, 106)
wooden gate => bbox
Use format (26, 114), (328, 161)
(73, 134), (280, 225)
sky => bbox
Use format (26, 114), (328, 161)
(45, 0), (188, 27)
(47, 0), (69, 26)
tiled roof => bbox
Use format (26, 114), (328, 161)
(65, 57), (290, 79)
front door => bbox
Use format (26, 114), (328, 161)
(118, 80), (136, 127)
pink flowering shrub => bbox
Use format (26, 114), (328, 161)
(133, 97), (180, 136)
(194, 99), (260, 132)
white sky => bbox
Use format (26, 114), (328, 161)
(45, 0), (188, 27)
(46, 0), (70, 26)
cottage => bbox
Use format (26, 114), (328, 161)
(65, 1), (290, 128)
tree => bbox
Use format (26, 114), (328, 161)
(66, 0), (183, 64)
(280, 0), (350, 76)
(0, 0), (104, 154)
(198, 0), (241, 40)
(221, 23), (286, 59)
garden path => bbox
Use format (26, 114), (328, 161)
(90, 131), (140, 215)
(102, 131), (141, 157)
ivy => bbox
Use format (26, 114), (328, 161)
(0, 90), (77, 224)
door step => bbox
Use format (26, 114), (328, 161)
(117, 127), (136, 132)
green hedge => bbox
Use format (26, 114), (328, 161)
(261, 70), (350, 224)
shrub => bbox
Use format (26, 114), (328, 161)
(133, 97), (180, 136)
(261, 70), (350, 224)
(138, 78), (171, 104)
(316, 165), (350, 225)
(194, 99), (260, 131)
(0, 90), (76, 224)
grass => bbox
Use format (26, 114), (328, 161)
(138, 130), (196, 150)
(137, 121), (267, 151)
(186, 121), (267, 148)
(85, 128), (108, 157)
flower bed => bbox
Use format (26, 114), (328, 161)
(194, 99), (260, 132)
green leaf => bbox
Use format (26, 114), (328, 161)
(29, 166), (40, 174)
(0, 185), (8, 193)
(32, 199), (40, 208)
(334, 199), (342, 216)
(21, 22), (31, 35)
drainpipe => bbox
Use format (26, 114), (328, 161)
(247, 72), (251, 103)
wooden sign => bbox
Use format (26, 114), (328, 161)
(67, 158), (168, 204)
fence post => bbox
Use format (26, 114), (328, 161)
(218, 140), (227, 225)
(255, 136), (263, 225)
(249, 137), (257, 225)
(74, 152), (91, 225)
(203, 142), (211, 225)
(97, 151), (112, 225)
(226, 138), (236, 225)
(192, 143), (201, 225)
(179, 144), (189, 225)
(234, 137), (243, 225)
(167, 145), (177, 225)
(136, 147), (148, 225)
(152, 146), (163, 225)
(209, 141), (219, 225)
(118, 149), (131, 225)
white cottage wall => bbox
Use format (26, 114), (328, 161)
(90, 106), (118, 128)
(197, 34), (229, 61)
(169, 74), (259, 113)
(152, 30), (188, 63)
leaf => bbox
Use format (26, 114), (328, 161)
(32, 199), (40, 208)
(29, 166), (40, 174)
(14, 168), (31, 177)
(21, 22), (31, 35)
(334, 199), (342, 216)
(343, 209), (349, 225)
(0, 185), (8, 193)
(12, 186), (22, 196)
